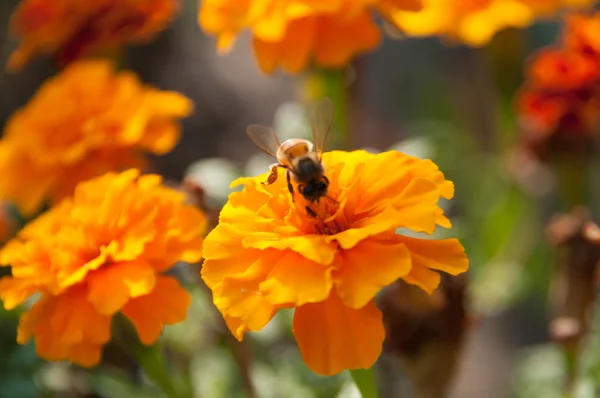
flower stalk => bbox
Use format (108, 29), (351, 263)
(350, 368), (378, 398)
(303, 67), (350, 149)
(112, 315), (194, 398)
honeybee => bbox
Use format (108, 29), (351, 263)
(247, 97), (334, 217)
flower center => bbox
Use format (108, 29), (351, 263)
(314, 218), (344, 235)
(303, 191), (347, 235)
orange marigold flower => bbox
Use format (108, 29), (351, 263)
(201, 150), (469, 375)
(0, 60), (193, 216)
(515, 13), (600, 152)
(0, 169), (206, 367)
(527, 48), (599, 91)
(7, 0), (179, 71)
(386, 0), (595, 46)
(564, 12), (600, 55)
(516, 88), (570, 136)
(198, 0), (422, 73)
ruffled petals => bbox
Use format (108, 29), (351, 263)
(293, 293), (385, 376)
(334, 241), (411, 309)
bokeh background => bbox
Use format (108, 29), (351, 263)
(1, 0), (599, 397)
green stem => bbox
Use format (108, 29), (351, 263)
(350, 368), (378, 398)
(112, 315), (191, 398)
(305, 67), (350, 149)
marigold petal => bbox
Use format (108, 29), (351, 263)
(87, 261), (156, 315)
(242, 234), (337, 265)
(0, 278), (39, 310)
(112, 210), (159, 262)
(214, 259), (279, 337)
(35, 330), (103, 367)
(334, 240), (411, 309)
(17, 295), (53, 345)
(259, 251), (334, 306)
(121, 276), (191, 345)
(253, 17), (316, 74)
(349, 151), (437, 213)
(50, 287), (111, 345)
(201, 224), (265, 288)
(33, 333), (68, 363)
(392, 177), (440, 234)
(293, 292), (385, 376)
(215, 289), (277, 341)
(253, 37), (278, 74)
(330, 206), (402, 250)
(402, 265), (441, 294)
(65, 343), (104, 367)
(396, 236), (469, 276)
(436, 208), (452, 228)
(314, 11), (381, 67)
(222, 313), (249, 341)
(57, 250), (108, 288)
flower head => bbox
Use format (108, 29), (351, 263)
(0, 169), (206, 366)
(198, 0), (422, 73)
(7, 0), (179, 71)
(201, 150), (468, 375)
(0, 60), (193, 216)
(386, 0), (595, 47)
(515, 13), (600, 154)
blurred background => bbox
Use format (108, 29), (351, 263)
(1, 0), (600, 397)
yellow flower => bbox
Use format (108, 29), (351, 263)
(0, 60), (193, 216)
(7, 0), (179, 71)
(386, 0), (596, 46)
(0, 169), (206, 366)
(198, 0), (422, 73)
(201, 150), (469, 375)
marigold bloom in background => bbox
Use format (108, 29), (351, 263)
(201, 150), (469, 375)
(515, 12), (600, 153)
(386, 0), (596, 46)
(7, 0), (179, 71)
(0, 169), (206, 366)
(0, 60), (193, 216)
(198, 0), (422, 73)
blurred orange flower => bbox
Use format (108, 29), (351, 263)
(516, 12), (600, 150)
(386, 0), (595, 46)
(8, 0), (179, 71)
(0, 60), (193, 216)
(0, 169), (206, 366)
(198, 0), (422, 73)
(201, 150), (469, 375)
(564, 12), (600, 54)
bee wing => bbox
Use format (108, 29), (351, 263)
(246, 124), (282, 159)
(310, 97), (334, 161)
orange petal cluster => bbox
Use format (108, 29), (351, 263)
(516, 13), (600, 149)
(386, 0), (596, 46)
(201, 150), (469, 375)
(0, 60), (193, 216)
(7, 0), (179, 71)
(198, 0), (422, 73)
(0, 169), (206, 366)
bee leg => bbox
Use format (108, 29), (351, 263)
(322, 175), (330, 184)
(263, 163), (281, 185)
(305, 206), (317, 218)
(287, 170), (295, 203)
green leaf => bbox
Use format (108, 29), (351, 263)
(349, 368), (377, 398)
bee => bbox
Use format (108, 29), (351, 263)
(247, 97), (334, 217)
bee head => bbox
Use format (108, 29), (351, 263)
(300, 180), (328, 201)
